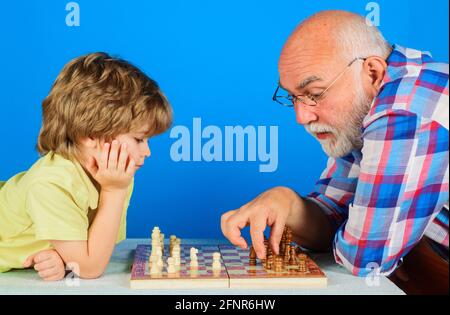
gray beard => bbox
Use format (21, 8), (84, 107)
(305, 86), (373, 158)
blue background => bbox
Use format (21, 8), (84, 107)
(0, 0), (448, 240)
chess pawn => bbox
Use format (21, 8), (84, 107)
(167, 257), (176, 274)
(212, 252), (221, 271)
(274, 255), (284, 273)
(190, 258), (198, 269)
(298, 253), (307, 273)
(190, 247), (198, 259)
(189, 247), (198, 268)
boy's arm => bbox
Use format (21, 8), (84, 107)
(50, 190), (128, 279)
(50, 140), (135, 279)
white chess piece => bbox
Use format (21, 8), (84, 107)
(167, 257), (176, 274)
(212, 252), (221, 271)
(189, 247), (198, 268)
(150, 259), (161, 274)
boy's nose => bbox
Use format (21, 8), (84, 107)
(144, 142), (151, 158)
(294, 104), (319, 125)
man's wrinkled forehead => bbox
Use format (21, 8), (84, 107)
(278, 52), (332, 93)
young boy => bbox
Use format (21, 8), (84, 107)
(0, 52), (172, 280)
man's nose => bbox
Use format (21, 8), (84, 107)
(294, 104), (318, 125)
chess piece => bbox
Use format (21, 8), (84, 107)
(150, 259), (161, 275)
(274, 255), (284, 272)
(266, 252), (273, 270)
(284, 227), (292, 263)
(280, 227), (287, 257)
(167, 257), (176, 274)
(189, 247), (198, 268)
(298, 253), (307, 273)
(249, 246), (257, 266)
(212, 252), (221, 271)
(289, 247), (297, 265)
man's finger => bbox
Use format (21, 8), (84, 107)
(249, 215), (268, 259)
(222, 211), (248, 249)
(269, 220), (286, 255)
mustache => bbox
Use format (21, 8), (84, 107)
(305, 123), (338, 136)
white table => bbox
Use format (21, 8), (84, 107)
(0, 239), (404, 295)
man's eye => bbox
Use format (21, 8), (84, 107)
(135, 138), (145, 143)
(307, 93), (322, 100)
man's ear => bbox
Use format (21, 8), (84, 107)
(363, 56), (387, 95)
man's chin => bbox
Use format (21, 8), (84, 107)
(320, 139), (354, 158)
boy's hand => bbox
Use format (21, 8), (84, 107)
(23, 249), (66, 281)
(86, 140), (136, 193)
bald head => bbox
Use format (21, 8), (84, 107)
(281, 11), (367, 60)
(278, 10), (390, 93)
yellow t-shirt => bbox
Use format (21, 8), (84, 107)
(0, 152), (133, 272)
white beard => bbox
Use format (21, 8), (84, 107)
(305, 82), (373, 158)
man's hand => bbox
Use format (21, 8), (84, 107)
(221, 186), (300, 260)
(23, 249), (66, 281)
(85, 140), (136, 193)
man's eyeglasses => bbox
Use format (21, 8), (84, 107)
(272, 57), (367, 107)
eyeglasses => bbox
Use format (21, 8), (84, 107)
(272, 57), (367, 107)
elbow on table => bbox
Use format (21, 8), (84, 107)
(66, 261), (107, 279)
(335, 250), (398, 277)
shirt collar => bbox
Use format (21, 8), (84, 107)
(381, 44), (430, 86)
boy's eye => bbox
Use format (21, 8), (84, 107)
(135, 138), (145, 143)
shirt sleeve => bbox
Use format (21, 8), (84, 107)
(333, 110), (449, 276)
(26, 181), (89, 241)
(306, 153), (360, 232)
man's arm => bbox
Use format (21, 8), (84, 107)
(333, 112), (449, 276)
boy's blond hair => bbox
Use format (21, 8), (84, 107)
(37, 52), (172, 160)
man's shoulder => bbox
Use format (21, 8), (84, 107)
(366, 45), (448, 130)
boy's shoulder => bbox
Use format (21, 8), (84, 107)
(23, 153), (99, 210)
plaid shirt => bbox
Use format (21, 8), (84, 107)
(307, 44), (449, 276)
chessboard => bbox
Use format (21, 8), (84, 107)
(130, 227), (327, 289)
